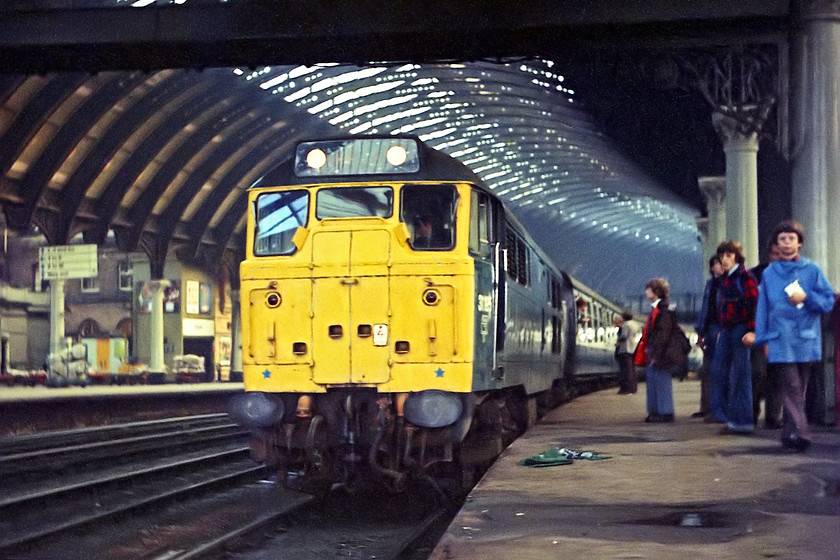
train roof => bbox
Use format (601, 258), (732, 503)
(253, 134), (493, 193)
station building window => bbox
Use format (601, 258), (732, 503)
(81, 276), (99, 293)
(118, 262), (133, 292)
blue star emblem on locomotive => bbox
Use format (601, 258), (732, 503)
(262, 369), (272, 379)
(435, 368), (445, 378)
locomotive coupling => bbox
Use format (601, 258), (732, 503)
(228, 392), (285, 428)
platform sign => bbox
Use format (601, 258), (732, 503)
(39, 244), (98, 280)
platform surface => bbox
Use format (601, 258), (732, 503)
(0, 381), (244, 403)
(431, 380), (840, 560)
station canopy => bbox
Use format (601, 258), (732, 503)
(0, 59), (703, 303)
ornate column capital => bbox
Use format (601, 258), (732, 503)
(643, 46), (779, 138)
(147, 279), (171, 291)
(712, 112), (760, 151)
(697, 176), (726, 205)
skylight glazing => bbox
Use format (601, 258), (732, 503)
(233, 59), (702, 300)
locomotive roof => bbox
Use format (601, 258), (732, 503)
(252, 134), (494, 196)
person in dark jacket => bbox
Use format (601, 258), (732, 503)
(709, 240), (759, 435)
(749, 241), (782, 428)
(692, 255), (723, 418)
(754, 220), (835, 452)
(635, 277), (685, 423)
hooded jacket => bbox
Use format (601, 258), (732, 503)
(753, 256), (835, 363)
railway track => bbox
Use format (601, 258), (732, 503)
(0, 414), (291, 558)
(0, 412), (464, 560)
(0, 413), (448, 559)
(219, 483), (455, 560)
(0, 385), (599, 559)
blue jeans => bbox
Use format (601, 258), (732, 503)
(709, 323), (754, 431)
(699, 324), (721, 414)
(645, 364), (674, 416)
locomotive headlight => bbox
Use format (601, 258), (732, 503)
(422, 289), (440, 306)
(386, 145), (408, 166)
(404, 390), (463, 428)
(306, 148), (327, 169)
(265, 292), (281, 308)
(227, 392), (285, 428)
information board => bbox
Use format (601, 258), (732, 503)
(39, 244), (98, 280)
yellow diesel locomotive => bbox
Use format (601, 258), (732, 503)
(229, 135), (622, 490)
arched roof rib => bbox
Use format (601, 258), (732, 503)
(93, 77), (224, 239)
(21, 73), (151, 242)
(0, 61), (703, 296)
(115, 91), (256, 250)
(57, 71), (197, 243)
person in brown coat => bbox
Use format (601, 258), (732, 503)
(635, 278), (686, 422)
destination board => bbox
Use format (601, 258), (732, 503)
(39, 244), (98, 280)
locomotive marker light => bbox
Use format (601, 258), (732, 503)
(403, 390), (463, 428)
(423, 288), (440, 305)
(265, 292), (281, 307)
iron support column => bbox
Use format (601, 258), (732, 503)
(713, 114), (760, 268)
(698, 176), (727, 266)
(792, 0), (840, 286)
(48, 278), (66, 382)
(148, 279), (170, 378)
(229, 289), (243, 382)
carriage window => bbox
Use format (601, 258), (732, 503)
(254, 190), (309, 256)
(316, 186), (393, 219)
(401, 184), (457, 250)
(469, 190), (493, 257)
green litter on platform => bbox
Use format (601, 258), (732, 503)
(518, 447), (611, 467)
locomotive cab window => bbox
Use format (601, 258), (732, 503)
(316, 186), (393, 219)
(469, 190), (494, 257)
(254, 189), (309, 256)
(401, 184), (457, 250)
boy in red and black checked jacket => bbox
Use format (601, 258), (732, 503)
(708, 240), (759, 434)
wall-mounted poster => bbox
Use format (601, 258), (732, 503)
(137, 280), (181, 313)
(186, 280), (200, 315)
(200, 283), (212, 314)
(218, 336), (232, 366)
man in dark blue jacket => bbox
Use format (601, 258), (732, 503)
(692, 256), (723, 418)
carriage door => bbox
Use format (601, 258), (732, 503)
(310, 229), (391, 384)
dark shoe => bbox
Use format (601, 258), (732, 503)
(703, 416), (725, 424)
(719, 426), (752, 436)
(782, 437), (811, 452)
(645, 413), (674, 423)
(764, 420), (782, 430)
(691, 411), (707, 418)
